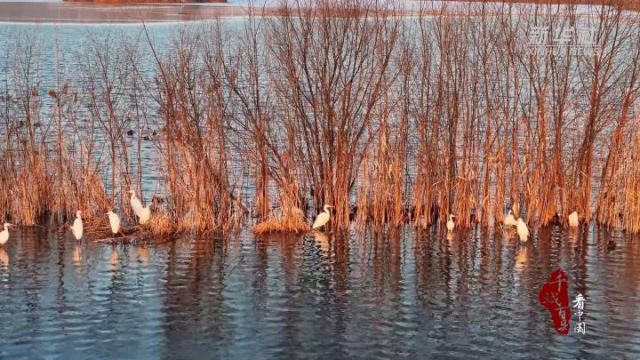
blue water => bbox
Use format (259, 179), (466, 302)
(0, 224), (638, 359)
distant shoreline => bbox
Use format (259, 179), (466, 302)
(0, 1), (636, 24)
(0, 2), (276, 23)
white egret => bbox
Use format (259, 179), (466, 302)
(516, 218), (529, 242)
(128, 190), (143, 216)
(72, 211), (83, 240)
(0, 223), (13, 246)
(446, 214), (455, 232)
(138, 205), (151, 225)
(504, 210), (517, 227)
(312, 205), (334, 230)
(107, 210), (121, 234)
(568, 211), (579, 228)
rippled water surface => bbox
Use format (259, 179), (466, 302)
(0, 225), (639, 359)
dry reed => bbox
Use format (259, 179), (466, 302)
(255, 206), (310, 235)
(0, 0), (639, 238)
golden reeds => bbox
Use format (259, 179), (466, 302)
(1, 0), (640, 238)
(254, 206), (310, 235)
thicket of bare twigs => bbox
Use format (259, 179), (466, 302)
(1, 0), (639, 236)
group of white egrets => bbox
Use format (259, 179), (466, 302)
(0, 190), (152, 246)
(0, 199), (581, 245)
(68, 190), (151, 240)
(503, 210), (530, 242)
(445, 209), (580, 242)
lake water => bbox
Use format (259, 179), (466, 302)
(0, 225), (638, 359)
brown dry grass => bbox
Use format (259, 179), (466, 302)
(2, 0), (640, 238)
(147, 210), (178, 237)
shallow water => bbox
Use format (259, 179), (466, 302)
(0, 225), (638, 359)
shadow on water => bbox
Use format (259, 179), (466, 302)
(0, 224), (638, 359)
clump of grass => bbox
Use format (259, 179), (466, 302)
(82, 213), (118, 240)
(255, 206), (309, 235)
(148, 210), (178, 237)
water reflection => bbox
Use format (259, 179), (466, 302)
(109, 247), (120, 271)
(73, 245), (83, 268)
(0, 225), (638, 359)
(137, 245), (149, 266)
(313, 231), (330, 256)
(0, 248), (8, 269)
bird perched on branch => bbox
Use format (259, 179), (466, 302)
(107, 210), (121, 234)
(516, 218), (529, 242)
(568, 211), (579, 228)
(446, 214), (456, 232)
(129, 190), (151, 225)
(129, 190), (143, 215)
(504, 210), (517, 227)
(138, 205), (151, 225)
(312, 205), (334, 230)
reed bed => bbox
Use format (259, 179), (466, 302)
(255, 206), (310, 235)
(1, 0), (640, 237)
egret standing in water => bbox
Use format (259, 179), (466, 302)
(72, 211), (84, 240)
(0, 223), (13, 246)
(504, 210), (517, 227)
(568, 211), (579, 228)
(446, 214), (455, 232)
(312, 205), (334, 230)
(128, 190), (143, 216)
(107, 210), (121, 234)
(516, 218), (529, 242)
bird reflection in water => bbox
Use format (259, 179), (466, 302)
(110, 247), (120, 271)
(501, 228), (512, 245)
(0, 248), (8, 270)
(515, 246), (528, 274)
(567, 226), (580, 244)
(137, 245), (149, 266)
(313, 231), (331, 256)
(73, 245), (83, 267)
